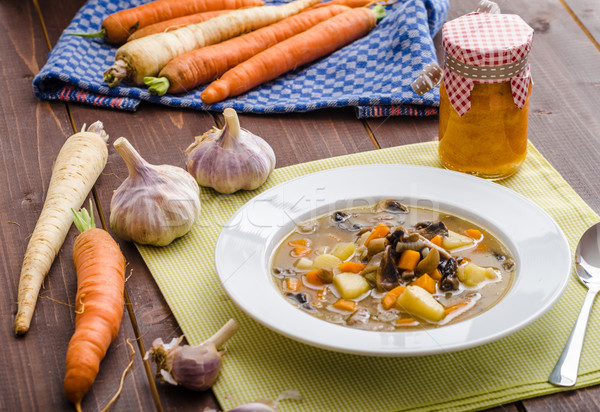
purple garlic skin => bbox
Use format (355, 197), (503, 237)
(170, 344), (223, 391)
(186, 108), (275, 194)
(110, 137), (201, 246)
(144, 319), (239, 392)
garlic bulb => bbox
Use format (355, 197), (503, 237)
(144, 319), (239, 391)
(110, 137), (201, 246)
(186, 108), (276, 194)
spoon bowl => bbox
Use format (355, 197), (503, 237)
(549, 222), (600, 386)
(575, 224), (600, 287)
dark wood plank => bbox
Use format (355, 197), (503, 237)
(234, 108), (373, 167)
(0, 0), (158, 410)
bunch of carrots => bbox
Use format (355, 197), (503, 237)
(82, 0), (386, 103)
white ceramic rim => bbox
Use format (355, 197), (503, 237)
(214, 165), (571, 356)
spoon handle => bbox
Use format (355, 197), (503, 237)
(549, 288), (599, 386)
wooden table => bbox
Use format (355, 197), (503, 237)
(2, 0), (599, 410)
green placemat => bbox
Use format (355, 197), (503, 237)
(137, 141), (600, 411)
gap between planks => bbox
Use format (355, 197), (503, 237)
(559, 0), (600, 51)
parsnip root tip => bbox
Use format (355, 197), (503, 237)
(104, 60), (128, 87)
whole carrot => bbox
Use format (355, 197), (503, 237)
(200, 6), (385, 104)
(75, 0), (265, 45)
(14, 122), (109, 335)
(145, 4), (351, 95)
(64, 204), (126, 411)
(126, 10), (234, 41)
(310, 0), (374, 8)
(103, 0), (320, 87)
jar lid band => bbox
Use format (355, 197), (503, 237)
(445, 55), (529, 81)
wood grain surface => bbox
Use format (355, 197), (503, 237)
(2, 0), (599, 411)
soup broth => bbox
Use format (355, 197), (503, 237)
(270, 199), (516, 331)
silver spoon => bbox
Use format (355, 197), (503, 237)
(549, 222), (600, 386)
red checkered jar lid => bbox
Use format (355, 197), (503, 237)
(442, 12), (534, 116)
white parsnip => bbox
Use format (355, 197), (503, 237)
(14, 122), (109, 335)
(103, 0), (320, 86)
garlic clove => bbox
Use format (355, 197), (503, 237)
(110, 137), (201, 246)
(186, 108), (276, 194)
(145, 319), (238, 391)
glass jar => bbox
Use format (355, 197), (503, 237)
(411, 8), (535, 180)
(438, 80), (531, 179)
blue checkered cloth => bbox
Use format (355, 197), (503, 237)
(33, 0), (448, 118)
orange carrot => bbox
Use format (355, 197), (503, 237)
(382, 285), (406, 310)
(146, 5), (351, 95)
(291, 245), (312, 257)
(288, 238), (311, 247)
(410, 274), (437, 294)
(444, 301), (472, 316)
(466, 228), (482, 240)
(397, 249), (421, 271)
(305, 270), (326, 287)
(364, 222), (390, 246)
(285, 277), (302, 292)
(105, 0), (320, 86)
(64, 205), (126, 411)
(333, 299), (357, 312)
(430, 235), (443, 247)
(396, 317), (418, 326)
(200, 5), (385, 104)
(310, 0), (374, 8)
(126, 10), (234, 41)
(76, 0), (265, 45)
(338, 261), (367, 273)
(430, 268), (442, 281)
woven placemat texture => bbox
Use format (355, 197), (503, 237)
(136, 141), (600, 411)
(32, 0), (448, 118)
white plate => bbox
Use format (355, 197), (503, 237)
(214, 165), (571, 356)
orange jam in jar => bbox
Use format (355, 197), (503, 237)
(438, 80), (531, 179)
(411, 8), (535, 180)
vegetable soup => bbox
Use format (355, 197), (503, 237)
(270, 199), (516, 331)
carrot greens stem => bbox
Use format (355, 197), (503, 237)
(68, 28), (106, 39)
(71, 200), (96, 233)
(145, 77), (170, 96)
(371, 4), (386, 20)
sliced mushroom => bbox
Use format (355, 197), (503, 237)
(416, 221), (448, 239)
(316, 268), (334, 283)
(416, 248), (440, 275)
(394, 231), (452, 260)
(367, 237), (387, 259)
(332, 211), (351, 223)
(438, 257), (459, 291)
(375, 199), (409, 214)
(363, 251), (385, 274)
(400, 269), (415, 282)
(395, 232), (426, 254)
(376, 246), (399, 291)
